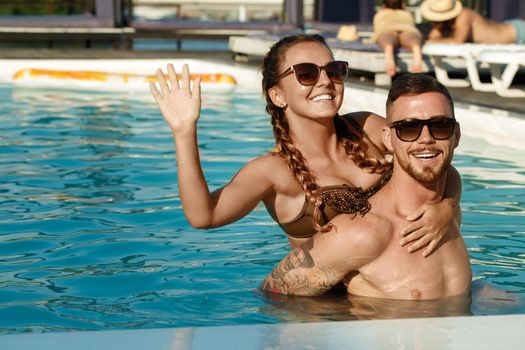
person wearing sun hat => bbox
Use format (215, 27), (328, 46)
(421, 0), (525, 44)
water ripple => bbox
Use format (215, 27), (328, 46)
(0, 84), (524, 333)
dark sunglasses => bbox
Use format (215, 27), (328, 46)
(390, 118), (457, 142)
(275, 61), (349, 86)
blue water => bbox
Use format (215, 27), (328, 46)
(0, 83), (524, 334)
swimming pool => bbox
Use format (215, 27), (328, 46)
(0, 65), (524, 335)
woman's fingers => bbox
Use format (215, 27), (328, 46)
(154, 64), (192, 97)
(401, 222), (422, 237)
(401, 222), (425, 237)
(422, 240), (439, 257)
(400, 229), (425, 246)
(181, 64), (191, 92)
(149, 81), (162, 103)
(167, 63), (180, 91)
(156, 67), (171, 95)
(407, 235), (431, 253)
(192, 75), (201, 101)
(406, 207), (425, 221)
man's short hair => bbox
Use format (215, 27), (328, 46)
(386, 73), (455, 121)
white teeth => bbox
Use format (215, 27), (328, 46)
(414, 153), (438, 159)
(312, 94), (333, 102)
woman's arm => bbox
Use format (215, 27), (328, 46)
(400, 166), (462, 257)
(150, 64), (273, 228)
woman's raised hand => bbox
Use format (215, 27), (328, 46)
(149, 63), (201, 136)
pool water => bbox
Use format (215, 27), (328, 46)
(0, 84), (524, 334)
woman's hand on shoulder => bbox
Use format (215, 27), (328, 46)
(399, 199), (457, 257)
(149, 63), (201, 136)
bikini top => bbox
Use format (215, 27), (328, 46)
(279, 168), (392, 239)
(279, 117), (392, 239)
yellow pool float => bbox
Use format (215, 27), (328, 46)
(12, 68), (237, 94)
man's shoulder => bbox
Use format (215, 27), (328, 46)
(328, 213), (392, 254)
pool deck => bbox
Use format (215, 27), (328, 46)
(1, 314), (525, 349)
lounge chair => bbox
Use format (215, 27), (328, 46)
(476, 49), (525, 98)
(422, 43), (525, 97)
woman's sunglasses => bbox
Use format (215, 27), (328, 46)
(275, 61), (349, 86)
(390, 118), (457, 142)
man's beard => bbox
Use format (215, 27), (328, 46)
(397, 153), (450, 184)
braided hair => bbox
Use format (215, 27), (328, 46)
(261, 34), (390, 232)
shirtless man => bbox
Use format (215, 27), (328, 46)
(421, 0), (525, 44)
(259, 73), (472, 300)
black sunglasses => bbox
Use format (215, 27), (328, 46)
(275, 61), (349, 86)
(390, 118), (457, 142)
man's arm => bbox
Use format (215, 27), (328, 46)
(259, 243), (340, 296)
(259, 215), (386, 296)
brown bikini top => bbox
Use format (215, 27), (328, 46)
(279, 168), (392, 239)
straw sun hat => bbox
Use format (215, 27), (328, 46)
(420, 0), (463, 22)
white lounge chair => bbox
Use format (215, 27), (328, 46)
(423, 43), (472, 88)
(476, 49), (525, 98)
(422, 43), (525, 97)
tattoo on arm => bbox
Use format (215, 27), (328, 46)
(259, 245), (340, 296)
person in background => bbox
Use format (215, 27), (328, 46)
(421, 0), (525, 44)
(259, 73), (472, 300)
(149, 34), (461, 258)
(372, 0), (423, 76)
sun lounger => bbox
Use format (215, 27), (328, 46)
(422, 43), (525, 97)
(476, 49), (525, 98)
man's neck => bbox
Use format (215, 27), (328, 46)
(385, 166), (447, 217)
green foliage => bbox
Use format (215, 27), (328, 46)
(0, 0), (95, 16)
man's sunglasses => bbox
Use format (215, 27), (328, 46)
(390, 118), (457, 142)
(275, 61), (349, 86)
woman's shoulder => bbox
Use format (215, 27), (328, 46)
(246, 152), (290, 175)
(341, 112), (387, 132)
(233, 153), (291, 189)
(246, 153), (303, 193)
(340, 112), (387, 154)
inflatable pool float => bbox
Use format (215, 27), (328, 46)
(12, 68), (237, 94)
